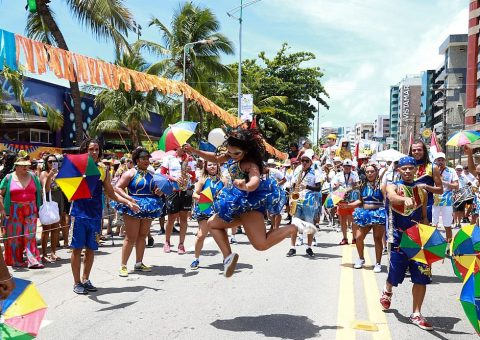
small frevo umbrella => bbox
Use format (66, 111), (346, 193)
(460, 262), (480, 335)
(55, 154), (101, 200)
(451, 225), (480, 280)
(158, 121), (198, 152)
(0, 278), (47, 339)
(198, 187), (214, 212)
(446, 130), (480, 147)
(399, 223), (447, 265)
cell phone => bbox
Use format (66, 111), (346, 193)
(52, 162), (59, 170)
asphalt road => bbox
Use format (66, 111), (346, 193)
(9, 218), (476, 340)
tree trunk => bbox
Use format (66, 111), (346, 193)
(36, 0), (84, 147)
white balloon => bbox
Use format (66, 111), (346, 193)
(208, 128), (226, 148)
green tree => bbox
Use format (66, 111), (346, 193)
(87, 48), (162, 147)
(0, 66), (64, 130)
(26, 0), (134, 146)
(137, 1), (234, 122)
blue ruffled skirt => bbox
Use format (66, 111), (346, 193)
(213, 179), (286, 222)
(113, 194), (164, 219)
(353, 207), (386, 227)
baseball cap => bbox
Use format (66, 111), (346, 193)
(266, 158), (276, 165)
(333, 156), (342, 163)
(303, 149), (315, 159)
(455, 164), (463, 170)
(434, 152), (446, 160)
(327, 134), (337, 140)
(343, 159), (353, 166)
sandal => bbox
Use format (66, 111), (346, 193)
(50, 254), (61, 261)
(42, 256), (54, 264)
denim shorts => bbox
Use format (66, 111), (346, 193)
(70, 217), (101, 250)
(295, 203), (316, 224)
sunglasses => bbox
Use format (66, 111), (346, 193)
(301, 159), (311, 163)
(47, 160), (57, 164)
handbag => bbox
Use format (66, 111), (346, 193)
(39, 184), (60, 225)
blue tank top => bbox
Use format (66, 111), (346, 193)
(361, 182), (383, 205)
(70, 166), (106, 220)
(127, 169), (156, 196)
(227, 160), (248, 181)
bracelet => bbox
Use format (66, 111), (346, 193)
(0, 275), (12, 283)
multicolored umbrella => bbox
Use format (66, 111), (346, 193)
(55, 154), (101, 200)
(158, 121), (198, 152)
(150, 150), (175, 161)
(0, 278), (47, 339)
(198, 187), (214, 212)
(323, 187), (347, 207)
(460, 263), (480, 335)
(446, 130), (480, 147)
(450, 225), (480, 280)
(451, 254), (480, 281)
(399, 223), (447, 265)
(152, 173), (174, 196)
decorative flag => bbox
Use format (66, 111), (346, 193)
(198, 187), (214, 212)
(430, 131), (442, 154)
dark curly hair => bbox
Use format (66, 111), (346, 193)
(79, 138), (103, 160)
(408, 139), (429, 165)
(225, 128), (265, 173)
(131, 147), (150, 165)
(0, 152), (16, 181)
(359, 163), (380, 201)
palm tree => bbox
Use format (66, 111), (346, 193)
(136, 2), (235, 121)
(0, 66), (64, 130)
(26, 0), (134, 146)
(87, 48), (162, 147)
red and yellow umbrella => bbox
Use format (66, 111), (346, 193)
(399, 223), (447, 265)
(0, 278), (47, 339)
(198, 187), (214, 212)
(55, 154), (102, 200)
(158, 121), (198, 152)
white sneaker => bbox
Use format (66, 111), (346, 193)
(292, 217), (316, 235)
(354, 258), (365, 269)
(223, 253), (239, 278)
(295, 236), (303, 246)
(373, 263), (382, 273)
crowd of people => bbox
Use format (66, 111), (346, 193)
(0, 129), (478, 332)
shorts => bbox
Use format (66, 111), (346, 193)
(70, 216), (102, 250)
(432, 205), (453, 227)
(453, 200), (467, 212)
(294, 203), (316, 224)
(337, 202), (354, 216)
(166, 190), (193, 215)
(387, 248), (432, 286)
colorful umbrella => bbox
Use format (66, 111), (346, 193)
(446, 130), (480, 147)
(150, 150), (175, 161)
(198, 187), (214, 212)
(0, 278), (47, 339)
(450, 225), (480, 280)
(399, 223), (447, 265)
(55, 154), (101, 201)
(158, 121), (198, 152)
(460, 263), (480, 335)
(323, 187), (347, 207)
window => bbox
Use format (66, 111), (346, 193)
(30, 129), (50, 144)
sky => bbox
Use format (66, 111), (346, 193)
(0, 0), (470, 131)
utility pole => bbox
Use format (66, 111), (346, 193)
(316, 100), (320, 146)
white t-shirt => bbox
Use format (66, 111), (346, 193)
(332, 171), (360, 189)
(267, 168), (285, 182)
(464, 171), (476, 184)
(290, 165), (322, 199)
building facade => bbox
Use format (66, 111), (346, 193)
(397, 75), (422, 153)
(466, 0), (480, 130)
(389, 86), (400, 150)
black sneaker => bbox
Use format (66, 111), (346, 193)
(286, 248), (296, 257)
(306, 248), (314, 257)
(236, 227), (243, 234)
(147, 237), (154, 248)
(73, 283), (88, 295)
(82, 279), (98, 292)
(462, 217), (470, 223)
(175, 221), (180, 227)
(158, 228), (165, 235)
(172, 227), (180, 234)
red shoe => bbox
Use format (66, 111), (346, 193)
(352, 239), (356, 244)
(380, 290), (393, 310)
(339, 238), (349, 245)
(409, 314), (433, 331)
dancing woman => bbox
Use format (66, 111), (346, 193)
(351, 163), (386, 272)
(190, 161), (225, 270)
(184, 128), (314, 277)
(114, 147), (164, 277)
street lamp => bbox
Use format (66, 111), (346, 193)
(227, 0), (262, 118)
(182, 38), (218, 121)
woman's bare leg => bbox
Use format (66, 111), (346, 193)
(207, 214), (242, 258)
(121, 215), (141, 266)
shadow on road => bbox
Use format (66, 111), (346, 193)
(204, 262), (253, 275)
(210, 314), (340, 339)
(385, 309), (472, 338)
(430, 274), (459, 284)
(88, 285), (162, 305)
(97, 301), (137, 312)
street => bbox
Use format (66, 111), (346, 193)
(11, 219), (475, 340)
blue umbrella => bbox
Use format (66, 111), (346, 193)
(153, 173), (174, 196)
(199, 140), (216, 152)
